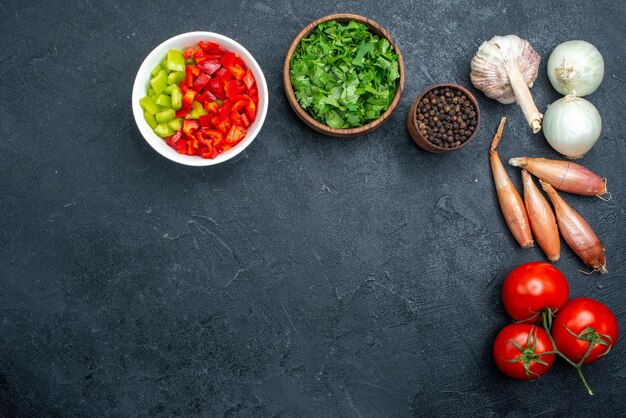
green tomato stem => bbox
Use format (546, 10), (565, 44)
(540, 310), (594, 396)
(575, 365), (594, 396)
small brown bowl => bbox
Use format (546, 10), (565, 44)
(283, 13), (405, 138)
(407, 83), (480, 153)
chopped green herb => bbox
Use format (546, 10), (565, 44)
(290, 20), (400, 129)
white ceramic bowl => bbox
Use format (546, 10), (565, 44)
(132, 32), (268, 166)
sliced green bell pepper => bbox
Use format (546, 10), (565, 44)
(154, 123), (174, 138)
(167, 49), (186, 72)
(150, 70), (168, 95)
(188, 100), (208, 120)
(144, 111), (158, 129)
(171, 88), (183, 110)
(155, 108), (176, 123)
(151, 64), (162, 77)
(168, 71), (186, 85)
(155, 94), (172, 107)
(139, 96), (162, 115)
(168, 118), (183, 131)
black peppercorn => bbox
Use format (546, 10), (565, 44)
(414, 86), (478, 149)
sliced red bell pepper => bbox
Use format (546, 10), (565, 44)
(197, 59), (221, 76)
(245, 100), (256, 122)
(193, 49), (207, 64)
(199, 41), (223, 54)
(183, 48), (195, 60)
(204, 101), (220, 114)
(189, 65), (201, 77)
(230, 111), (243, 127)
(179, 81), (188, 94)
(196, 90), (217, 104)
(243, 69), (255, 90)
(185, 66), (195, 88)
(200, 146), (212, 158)
(212, 136), (224, 149)
(224, 80), (240, 99)
(192, 73), (210, 93)
(233, 94), (252, 102)
(232, 98), (248, 113)
(207, 78), (225, 99)
(199, 114), (213, 128)
(177, 140), (187, 154)
(203, 129), (223, 144)
(240, 112), (251, 128)
(216, 67), (233, 82)
(176, 109), (189, 118)
(181, 90), (197, 110)
(217, 118), (232, 134)
(205, 147), (219, 159)
(219, 100), (232, 121)
(196, 130), (208, 145)
(249, 86), (258, 104)
(198, 41), (209, 52)
(221, 51), (237, 68)
(225, 125), (247, 144)
(227, 65), (246, 80)
(183, 119), (200, 135)
(170, 130), (183, 145)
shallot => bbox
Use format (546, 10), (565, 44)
(490, 117), (534, 248)
(521, 170), (560, 262)
(540, 181), (606, 273)
(509, 157), (608, 198)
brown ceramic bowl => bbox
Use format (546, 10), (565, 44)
(407, 83), (481, 153)
(283, 13), (405, 138)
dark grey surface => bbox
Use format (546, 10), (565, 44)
(1, 0), (625, 416)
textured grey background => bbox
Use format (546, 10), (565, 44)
(1, 0), (625, 416)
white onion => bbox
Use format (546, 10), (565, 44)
(543, 95), (601, 159)
(547, 40), (604, 97)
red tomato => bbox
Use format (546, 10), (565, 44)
(493, 324), (555, 380)
(552, 298), (618, 364)
(502, 262), (569, 322)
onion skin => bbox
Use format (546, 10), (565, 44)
(521, 170), (560, 261)
(540, 180), (606, 273)
(547, 40), (604, 97)
(509, 157), (607, 197)
(543, 95), (601, 159)
(490, 117), (534, 248)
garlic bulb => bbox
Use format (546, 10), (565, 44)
(547, 40), (604, 97)
(543, 94), (601, 159)
(471, 35), (543, 133)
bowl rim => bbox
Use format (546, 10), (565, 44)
(408, 83), (481, 153)
(132, 31), (268, 166)
(282, 13), (405, 138)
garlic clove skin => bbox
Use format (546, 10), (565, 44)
(471, 35), (543, 133)
(472, 40), (517, 104)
